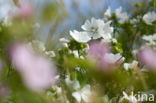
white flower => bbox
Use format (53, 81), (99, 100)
(0, 4), (18, 26)
(70, 30), (91, 43)
(143, 11), (156, 25)
(104, 53), (125, 64)
(124, 60), (138, 71)
(100, 21), (114, 40)
(142, 34), (156, 45)
(82, 18), (113, 40)
(59, 38), (69, 47)
(65, 76), (80, 90)
(72, 85), (91, 103)
(81, 18), (103, 39)
(45, 51), (56, 58)
(27, 40), (56, 58)
(141, 66), (149, 72)
(72, 50), (79, 58)
(104, 7), (111, 18)
(70, 18), (113, 43)
(120, 91), (138, 103)
(115, 7), (129, 24)
(27, 40), (46, 52)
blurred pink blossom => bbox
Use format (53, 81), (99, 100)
(88, 41), (124, 72)
(0, 85), (9, 98)
(139, 47), (156, 71)
(19, 3), (32, 18)
(10, 43), (57, 92)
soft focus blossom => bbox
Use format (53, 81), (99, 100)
(142, 34), (156, 45)
(19, 3), (32, 18)
(143, 11), (156, 25)
(124, 60), (138, 71)
(88, 41), (110, 59)
(0, 86), (9, 98)
(59, 38), (69, 47)
(0, 4), (18, 26)
(27, 40), (46, 52)
(88, 41), (124, 72)
(72, 85), (92, 103)
(115, 7), (129, 24)
(65, 76), (80, 90)
(104, 7), (111, 18)
(27, 40), (55, 58)
(10, 43), (57, 92)
(45, 51), (56, 58)
(138, 47), (156, 71)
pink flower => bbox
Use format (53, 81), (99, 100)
(10, 43), (57, 92)
(88, 41), (124, 72)
(139, 47), (156, 71)
(0, 85), (9, 98)
(88, 41), (110, 59)
(19, 3), (32, 18)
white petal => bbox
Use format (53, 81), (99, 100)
(72, 92), (82, 102)
(81, 85), (91, 102)
(70, 30), (91, 43)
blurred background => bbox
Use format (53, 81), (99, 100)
(0, 0), (141, 42)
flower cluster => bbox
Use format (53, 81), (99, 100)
(0, 1), (156, 103)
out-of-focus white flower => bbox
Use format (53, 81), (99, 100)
(72, 85), (91, 103)
(45, 51), (56, 58)
(0, 4), (18, 26)
(141, 66), (149, 72)
(72, 50), (79, 58)
(70, 30), (91, 43)
(104, 7), (111, 18)
(115, 7), (129, 24)
(142, 34), (156, 45)
(59, 38), (69, 47)
(124, 60), (138, 71)
(130, 18), (138, 24)
(65, 76), (80, 90)
(27, 40), (46, 52)
(33, 22), (40, 29)
(104, 53), (125, 64)
(143, 11), (156, 25)
(120, 91), (138, 103)
(27, 40), (55, 58)
(10, 43), (57, 92)
(2, 17), (12, 26)
(132, 49), (139, 58)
